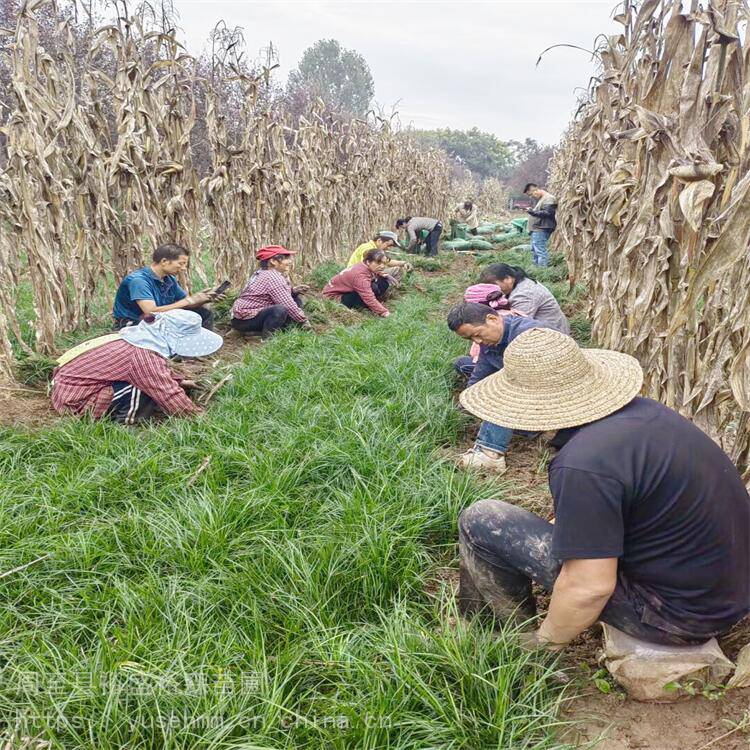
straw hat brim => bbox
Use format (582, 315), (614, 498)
(459, 348), (644, 432)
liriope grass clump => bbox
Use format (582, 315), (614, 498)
(0, 282), (571, 748)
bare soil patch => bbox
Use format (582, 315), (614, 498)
(564, 686), (750, 749)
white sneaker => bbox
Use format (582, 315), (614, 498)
(459, 448), (507, 475)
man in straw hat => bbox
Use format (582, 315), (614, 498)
(458, 328), (750, 649)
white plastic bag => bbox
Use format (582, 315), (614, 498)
(601, 623), (734, 701)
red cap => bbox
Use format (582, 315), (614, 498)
(256, 245), (296, 261)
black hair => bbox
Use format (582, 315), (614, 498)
(259, 254), (291, 270)
(153, 243), (189, 263)
(463, 201), (473, 211)
(363, 248), (390, 264)
(446, 302), (497, 332)
(395, 217), (411, 229)
(479, 263), (536, 286)
(523, 183), (539, 194)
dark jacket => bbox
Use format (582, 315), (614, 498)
(528, 193), (557, 232)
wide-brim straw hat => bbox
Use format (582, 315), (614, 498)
(459, 328), (643, 431)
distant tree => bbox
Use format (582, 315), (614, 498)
(506, 139), (554, 192)
(286, 39), (374, 117)
(410, 127), (515, 180)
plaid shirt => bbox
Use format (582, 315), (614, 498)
(322, 263), (389, 316)
(51, 339), (198, 419)
(231, 269), (307, 322)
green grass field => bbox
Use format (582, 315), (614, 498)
(0, 256), (578, 749)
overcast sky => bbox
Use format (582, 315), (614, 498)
(173, 0), (622, 144)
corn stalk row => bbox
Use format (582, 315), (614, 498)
(0, 1), (450, 379)
(550, 0), (750, 473)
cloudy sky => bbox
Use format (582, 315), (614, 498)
(174, 0), (622, 145)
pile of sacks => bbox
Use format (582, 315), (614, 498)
(443, 218), (529, 252)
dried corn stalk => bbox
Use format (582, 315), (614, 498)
(0, 1), (451, 382)
(550, 0), (750, 473)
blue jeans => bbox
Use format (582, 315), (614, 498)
(454, 355), (475, 378)
(476, 421), (513, 454)
(530, 230), (552, 267)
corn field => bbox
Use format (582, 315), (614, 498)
(0, 0), (451, 380)
(550, 0), (750, 475)
(450, 171), (510, 219)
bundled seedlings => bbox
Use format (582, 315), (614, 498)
(550, 0), (750, 473)
(0, 1), (452, 380)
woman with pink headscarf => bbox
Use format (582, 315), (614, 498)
(453, 283), (524, 378)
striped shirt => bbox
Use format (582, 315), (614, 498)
(231, 269), (307, 323)
(51, 339), (198, 419)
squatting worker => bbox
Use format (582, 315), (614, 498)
(458, 328), (750, 649)
(347, 230), (411, 271)
(395, 216), (442, 257)
(453, 201), (479, 235)
(479, 263), (569, 334)
(524, 183), (557, 268)
(231, 245), (312, 339)
(112, 243), (221, 330)
(51, 310), (223, 424)
(447, 302), (550, 475)
(323, 248), (393, 317)
(453, 284), (512, 380)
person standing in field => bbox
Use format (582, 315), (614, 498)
(457, 328), (750, 651)
(396, 216), (442, 256)
(479, 263), (569, 334)
(112, 244), (220, 330)
(51, 310), (223, 424)
(453, 201), (480, 235)
(524, 183), (557, 268)
(323, 248), (393, 317)
(447, 302), (551, 474)
(231, 245), (313, 339)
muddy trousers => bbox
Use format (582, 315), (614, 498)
(458, 499), (708, 646)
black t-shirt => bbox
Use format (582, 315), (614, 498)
(549, 397), (750, 637)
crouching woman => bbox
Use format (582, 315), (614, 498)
(51, 310), (223, 424)
(323, 248), (393, 318)
(231, 245), (312, 339)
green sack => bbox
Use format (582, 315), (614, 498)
(513, 243), (533, 253)
(476, 222), (504, 235)
(465, 238), (495, 251)
(442, 239), (469, 251)
(448, 220), (469, 240)
(511, 218), (529, 234)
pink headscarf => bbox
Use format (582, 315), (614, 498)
(463, 283), (508, 309)
(462, 284), (511, 362)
